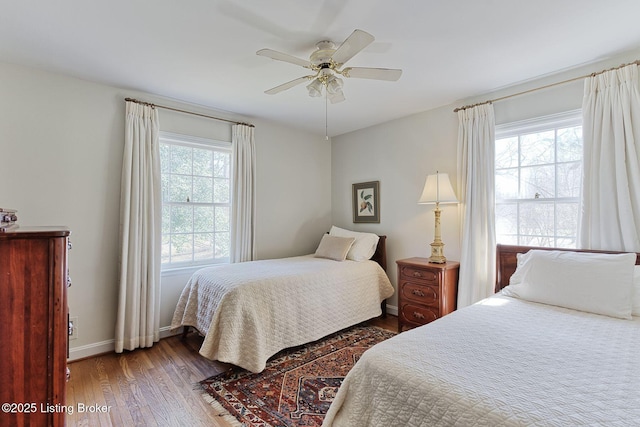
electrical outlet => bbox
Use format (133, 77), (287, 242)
(69, 316), (78, 340)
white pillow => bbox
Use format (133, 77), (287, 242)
(329, 226), (379, 261)
(633, 265), (640, 316)
(314, 235), (355, 261)
(502, 250), (636, 319)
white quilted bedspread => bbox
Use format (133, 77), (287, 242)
(324, 294), (640, 426)
(170, 255), (394, 373)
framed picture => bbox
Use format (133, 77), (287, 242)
(352, 181), (380, 223)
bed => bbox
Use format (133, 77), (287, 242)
(170, 228), (394, 373)
(323, 244), (640, 426)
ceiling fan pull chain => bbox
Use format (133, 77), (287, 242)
(325, 89), (329, 140)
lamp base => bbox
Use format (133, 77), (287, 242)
(429, 241), (447, 264)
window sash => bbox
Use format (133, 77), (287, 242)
(159, 132), (232, 270)
(495, 110), (582, 248)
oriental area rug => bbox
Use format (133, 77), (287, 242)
(199, 324), (396, 427)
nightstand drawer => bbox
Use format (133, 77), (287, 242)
(399, 265), (438, 284)
(397, 258), (459, 332)
(400, 303), (439, 326)
(400, 281), (439, 306)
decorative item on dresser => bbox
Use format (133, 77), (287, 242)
(0, 226), (71, 427)
(396, 257), (459, 331)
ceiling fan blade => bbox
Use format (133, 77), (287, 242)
(256, 49), (311, 68)
(331, 29), (375, 66)
(342, 67), (402, 81)
(264, 76), (313, 95)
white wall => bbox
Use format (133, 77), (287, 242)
(0, 61), (331, 360)
(331, 49), (640, 312)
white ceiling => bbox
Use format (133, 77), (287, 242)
(2, 0), (640, 136)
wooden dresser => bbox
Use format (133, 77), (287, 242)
(0, 227), (71, 427)
(396, 258), (459, 331)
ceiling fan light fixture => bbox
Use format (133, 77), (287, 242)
(306, 79), (323, 97)
(328, 88), (345, 104)
(326, 76), (344, 95)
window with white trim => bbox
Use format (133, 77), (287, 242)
(495, 110), (582, 248)
(159, 132), (232, 269)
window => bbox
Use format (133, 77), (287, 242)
(495, 110), (582, 248)
(159, 132), (232, 269)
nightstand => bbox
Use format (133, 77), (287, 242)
(396, 258), (459, 331)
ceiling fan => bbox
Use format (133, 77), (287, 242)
(256, 29), (402, 104)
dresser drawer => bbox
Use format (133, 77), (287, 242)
(399, 265), (438, 284)
(399, 303), (439, 326)
(400, 281), (439, 307)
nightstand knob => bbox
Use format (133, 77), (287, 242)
(412, 289), (425, 297)
(413, 311), (425, 320)
(412, 271), (423, 278)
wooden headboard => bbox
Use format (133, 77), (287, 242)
(371, 235), (387, 271)
(495, 244), (640, 293)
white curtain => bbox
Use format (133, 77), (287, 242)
(457, 103), (497, 307)
(115, 101), (161, 352)
(230, 124), (256, 262)
(580, 64), (640, 251)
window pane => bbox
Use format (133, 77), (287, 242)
(193, 148), (213, 177)
(214, 152), (230, 178)
(214, 178), (230, 203)
(497, 235), (518, 245)
(194, 233), (214, 261)
(496, 169), (519, 199)
(521, 165), (554, 199)
(556, 202), (579, 237)
(215, 206), (230, 232)
(170, 233), (193, 263)
(495, 137), (518, 169)
(194, 206), (214, 232)
(162, 205), (170, 234)
(160, 143), (170, 173)
(520, 131), (554, 166)
(170, 145), (192, 174)
(215, 231), (230, 258)
(169, 175), (192, 203)
(161, 234), (170, 264)
(557, 161), (581, 198)
(161, 174), (170, 203)
(519, 201), (554, 239)
(555, 238), (577, 248)
(557, 126), (582, 162)
(519, 235), (554, 247)
(171, 205), (193, 233)
(495, 203), (517, 235)
(192, 176), (213, 203)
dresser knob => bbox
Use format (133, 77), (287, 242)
(412, 311), (425, 320)
(67, 241), (73, 250)
(412, 289), (425, 297)
(67, 276), (72, 288)
(412, 271), (422, 278)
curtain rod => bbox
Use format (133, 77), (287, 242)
(453, 59), (640, 113)
(125, 97), (254, 127)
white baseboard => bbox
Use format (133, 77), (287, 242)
(68, 339), (115, 361)
(68, 326), (181, 361)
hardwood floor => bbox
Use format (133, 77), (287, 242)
(66, 316), (398, 426)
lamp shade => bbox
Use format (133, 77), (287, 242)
(418, 172), (458, 204)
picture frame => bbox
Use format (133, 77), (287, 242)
(352, 181), (380, 223)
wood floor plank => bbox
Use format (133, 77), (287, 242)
(66, 316), (397, 426)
